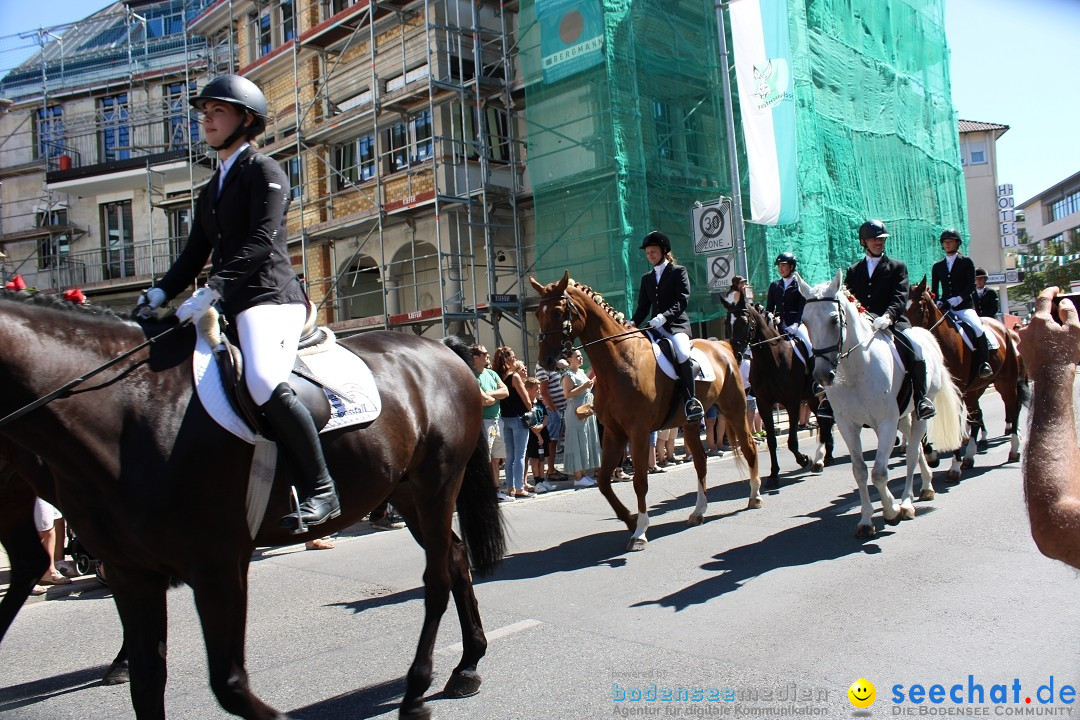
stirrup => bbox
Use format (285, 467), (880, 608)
(916, 400), (936, 421)
(283, 486), (309, 536)
(978, 363), (992, 378)
(816, 399), (833, 420)
(684, 398), (704, 422)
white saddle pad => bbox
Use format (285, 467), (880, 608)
(651, 343), (717, 383)
(193, 327), (381, 444)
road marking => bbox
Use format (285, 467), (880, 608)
(437, 618), (542, 655)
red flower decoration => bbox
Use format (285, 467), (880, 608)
(64, 288), (87, 304)
(857, 306), (867, 313)
(929, 292), (937, 299)
(5, 274), (26, 291)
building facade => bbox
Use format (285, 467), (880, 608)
(958, 119), (1010, 314)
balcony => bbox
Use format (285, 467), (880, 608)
(9, 237), (187, 293)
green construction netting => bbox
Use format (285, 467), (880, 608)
(518, 0), (967, 325)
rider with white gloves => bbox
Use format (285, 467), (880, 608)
(844, 220), (936, 420)
(134, 75), (339, 532)
(628, 231), (705, 422)
(932, 228), (992, 379)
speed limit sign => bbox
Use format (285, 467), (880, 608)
(691, 198), (733, 255)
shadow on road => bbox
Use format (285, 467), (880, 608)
(0, 665), (115, 713)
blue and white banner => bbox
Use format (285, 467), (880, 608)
(536, 0), (604, 84)
(729, 0), (799, 225)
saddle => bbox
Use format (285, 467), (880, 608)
(942, 311), (979, 349)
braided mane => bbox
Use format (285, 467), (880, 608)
(0, 288), (134, 326)
(567, 278), (627, 325)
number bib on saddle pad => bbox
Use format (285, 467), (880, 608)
(192, 327), (381, 444)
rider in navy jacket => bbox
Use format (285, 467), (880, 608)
(844, 220), (935, 420)
(931, 229), (992, 378)
(630, 231), (703, 421)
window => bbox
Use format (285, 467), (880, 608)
(102, 201), (134, 279)
(143, 4), (184, 38)
(1049, 190), (1080, 223)
(99, 93), (130, 162)
(333, 134), (376, 190)
(258, 10), (273, 57)
(967, 141), (986, 165)
(281, 156), (301, 199)
(331, 0), (361, 15)
(451, 104), (509, 163)
(653, 101), (675, 160)
(167, 206), (191, 258)
(165, 82), (198, 150)
(34, 105), (64, 161)
(389, 110), (433, 172)
(280, 0), (295, 42)
(36, 209), (69, 269)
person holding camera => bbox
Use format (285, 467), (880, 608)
(1018, 287), (1080, 568)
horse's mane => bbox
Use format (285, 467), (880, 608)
(566, 278), (627, 325)
(0, 288), (134, 326)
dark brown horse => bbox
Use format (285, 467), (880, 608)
(0, 438), (130, 683)
(727, 303), (835, 485)
(531, 273), (760, 551)
(907, 278), (1030, 479)
(0, 289), (504, 720)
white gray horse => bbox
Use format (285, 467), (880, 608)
(799, 272), (965, 538)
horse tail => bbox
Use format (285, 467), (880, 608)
(1010, 331), (1033, 408)
(455, 430), (506, 576)
(927, 367), (965, 452)
(441, 335), (474, 366)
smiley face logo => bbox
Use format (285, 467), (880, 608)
(848, 678), (876, 708)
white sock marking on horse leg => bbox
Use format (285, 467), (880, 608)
(693, 482), (708, 517)
(630, 512), (650, 541)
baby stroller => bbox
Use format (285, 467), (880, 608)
(65, 524), (100, 577)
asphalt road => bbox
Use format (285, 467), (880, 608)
(2, 395), (1078, 720)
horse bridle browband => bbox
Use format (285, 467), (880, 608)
(805, 295), (847, 366)
(536, 291), (646, 354)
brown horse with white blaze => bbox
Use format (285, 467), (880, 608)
(907, 278), (1030, 479)
(531, 273), (761, 551)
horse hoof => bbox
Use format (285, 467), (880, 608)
(444, 670), (482, 698)
(945, 471), (961, 482)
(810, 463), (824, 475)
(399, 704), (432, 720)
(797, 455), (810, 468)
(918, 489), (935, 502)
(764, 476), (780, 491)
(927, 455), (940, 469)
(961, 458), (974, 470)
(102, 660), (130, 685)
(977, 441), (989, 453)
(824, 455), (834, 467)
(747, 497), (763, 509)
(855, 524), (876, 539)
(884, 513), (902, 527)
(627, 537), (648, 552)
(899, 506), (916, 521)
(686, 514), (704, 527)
(1008, 452), (1020, 463)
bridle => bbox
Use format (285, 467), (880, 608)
(536, 290), (646, 356)
(805, 295), (846, 372)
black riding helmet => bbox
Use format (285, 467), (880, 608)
(775, 251), (797, 269)
(858, 219), (889, 241)
(640, 230), (671, 254)
(975, 267), (988, 278)
(190, 74), (268, 149)
(940, 228), (963, 245)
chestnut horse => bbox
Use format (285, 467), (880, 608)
(531, 273), (760, 551)
(0, 289), (504, 720)
(907, 278), (1030, 479)
(727, 303), (836, 485)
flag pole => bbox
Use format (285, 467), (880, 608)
(715, 1), (749, 279)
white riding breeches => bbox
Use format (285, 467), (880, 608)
(653, 327), (692, 362)
(782, 323), (814, 354)
(236, 302), (308, 406)
(952, 307), (985, 337)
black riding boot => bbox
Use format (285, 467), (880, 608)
(910, 359), (936, 420)
(262, 382), (341, 532)
(975, 333), (992, 378)
(677, 359), (704, 422)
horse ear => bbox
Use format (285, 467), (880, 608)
(529, 276), (545, 294)
(556, 271), (570, 292)
(830, 268), (843, 292)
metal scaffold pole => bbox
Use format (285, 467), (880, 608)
(714, 1), (748, 279)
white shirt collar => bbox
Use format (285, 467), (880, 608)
(782, 276), (794, 289)
(865, 254), (882, 276)
(653, 260), (669, 282)
(218, 143), (250, 192)
(945, 253), (957, 271)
